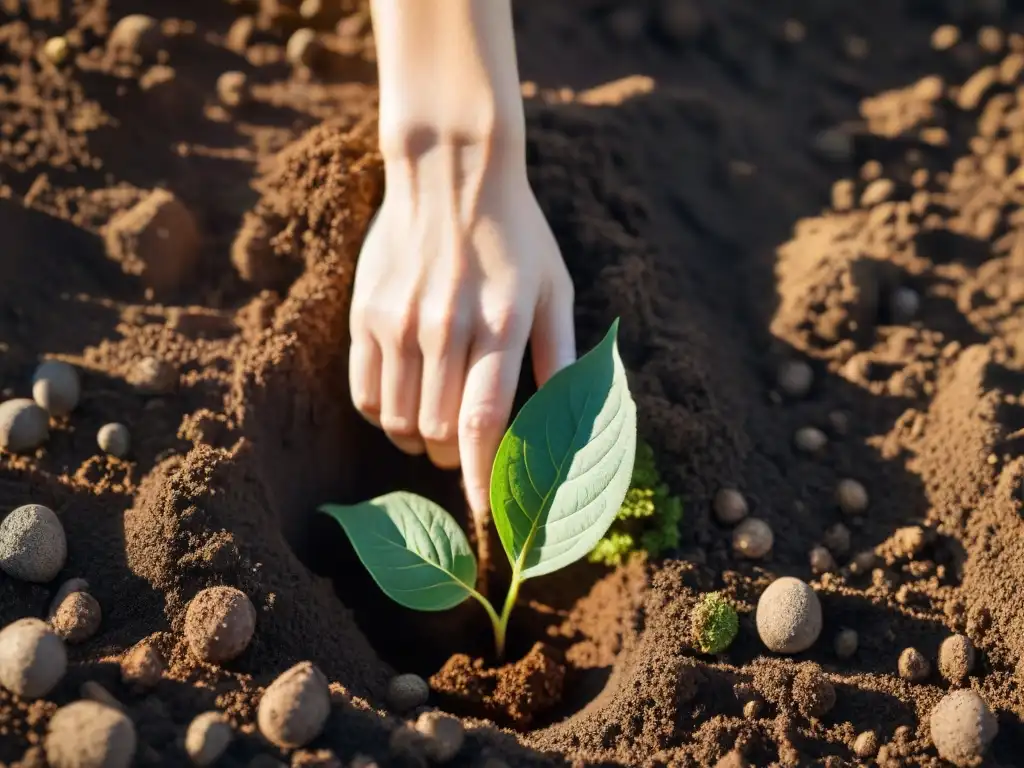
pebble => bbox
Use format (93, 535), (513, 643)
(713, 488), (748, 525)
(257, 661), (331, 749)
(45, 700), (137, 768)
(120, 641), (165, 688)
(216, 71), (248, 108)
(890, 286), (921, 324)
(387, 673), (430, 712)
(127, 356), (178, 394)
(898, 647), (930, 682)
(0, 618), (67, 698)
(938, 634), (976, 684)
(777, 360), (813, 398)
(834, 628), (858, 659)
(929, 689), (998, 767)
(50, 591), (102, 644)
(732, 518), (773, 559)
(286, 28), (323, 68)
(43, 36), (71, 65)
(0, 398), (50, 453)
(853, 731), (878, 758)
(823, 523), (851, 555)
(97, 423), (131, 458)
(49, 578), (90, 618)
(755, 576), (822, 654)
(861, 178), (895, 207)
(414, 711), (465, 763)
(848, 550), (877, 576)
(81, 680), (125, 712)
(794, 426), (828, 454)
(836, 479), (869, 515)
(809, 546), (836, 575)
(932, 24), (960, 50)
(32, 360), (80, 417)
(184, 586), (256, 664)
(185, 711), (233, 767)
(0, 503), (67, 583)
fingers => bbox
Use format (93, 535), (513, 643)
(379, 328), (426, 455)
(530, 275), (576, 387)
(349, 333), (382, 426)
(459, 317), (530, 517)
(419, 318), (470, 470)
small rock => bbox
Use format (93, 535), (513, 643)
(777, 360), (813, 398)
(732, 518), (773, 559)
(853, 731), (878, 758)
(848, 550), (877, 576)
(893, 525), (927, 558)
(414, 711), (464, 763)
(42, 36), (71, 65)
(713, 488), (748, 525)
(97, 423), (131, 458)
(107, 14), (162, 63)
(823, 523), (851, 555)
(185, 711), (233, 767)
(216, 71), (249, 108)
(104, 189), (200, 294)
(127, 357), (178, 394)
(898, 647), (930, 682)
(0, 504), (67, 583)
(387, 673), (429, 712)
(929, 689), (998, 767)
(755, 576), (823, 654)
(49, 578), (90, 619)
(809, 546), (836, 575)
(0, 398), (50, 453)
(743, 699), (762, 718)
(938, 634), (976, 684)
(932, 24), (961, 50)
(794, 426), (828, 454)
(792, 665), (836, 717)
(257, 661), (331, 749)
(184, 586), (257, 664)
(834, 628), (858, 659)
(50, 591), (102, 644)
(890, 286), (921, 324)
(45, 700), (136, 768)
(286, 28), (323, 68)
(0, 618), (67, 698)
(120, 641), (165, 689)
(836, 479), (869, 515)
(32, 360), (80, 417)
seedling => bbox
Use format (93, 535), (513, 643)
(320, 319), (637, 658)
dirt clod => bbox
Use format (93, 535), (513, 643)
(257, 661), (331, 749)
(713, 488), (748, 525)
(386, 673), (429, 713)
(48, 578), (90, 619)
(756, 576), (823, 654)
(938, 634), (976, 684)
(185, 711), (233, 767)
(0, 618), (67, 698)
(414, 711), (465, 764)
(714, 752), (749, 768)
(96, 423), (130, 458)
(32, 360), (80, 417)
(0, 399), (50, 453)
(107, 14), (162, 63)
(119, 641), (165, 689)
(44, 701), (136, 768)
(50, 591), (102, 644)
(929, 690), (998, 767)
(0, 504), (67, 583)
(732, 517), (773, 559)
(126, 357), (178, 394)
(793, 665), (836, 717)
(853, 730), (878, 758)
(898, 647), (930, 682)
(184, 586), (257, 664)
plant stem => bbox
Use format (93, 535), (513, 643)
(468, 588), (502, 651)
(493, 570), (522, 661)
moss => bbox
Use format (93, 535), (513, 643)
(691, 592), (739, 655)
(587, 439), (683, 566)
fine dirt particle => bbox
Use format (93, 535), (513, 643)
(929, 690), (998, 767)
(834, 628), (858, 659)
(126, 357), (178, 394)
(184, 586), (257, 665)
(0, 618), (67, 698)
(414, 711), (465, 764)
(732, 517), (773, 559)
(96, 423), (130, 458)
(119, 641), (165, 689)
(756, 577), (823, 654)
(853, 731), (879, 758)
(713, 488), (748, 525)
(185, 711), (233, 767)
(0, 503), (67, 583)
(103, 189), (201, 295)
(836, 479), (869, 515)
(44, 700), (136, 768)
(386, 673), (429, 713)
(257, 661), (331, 749)
(938, 634), (976, 684)
(217, 71), (249, 108)
(0, 399), (50, 453)
(898, 647), (930, 682)
(792, 664), (836, 717)
(49, 591), (102, 643)
(31, 360), (80, 417)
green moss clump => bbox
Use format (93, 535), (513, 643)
(691, 592), (739, 655)
(588, 439), (683, 567)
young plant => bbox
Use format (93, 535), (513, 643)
(320, 319), (637, 659)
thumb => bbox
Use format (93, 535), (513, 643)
(530, 280), (576, 387)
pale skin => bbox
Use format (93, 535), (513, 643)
(349, 1), (576, 521)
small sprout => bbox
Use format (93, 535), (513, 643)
(714, 488), (748, 525)
(836, 478), (869, 515)
(777, 360), (813, 398)
(691, 593), (739, 655)
(809, 546), (836, 575)
(732, 517), (773, 559)
(898, 647), (930, 682)
(938, 634), (976, 684)
(794, 426), (828, 454)
(834, 628), (858, 660)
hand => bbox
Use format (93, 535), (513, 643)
(348, 139), (576, 517)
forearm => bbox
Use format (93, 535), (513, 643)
(369, 0), (525, 164)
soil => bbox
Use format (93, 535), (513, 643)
(1, 0), (1024, 766)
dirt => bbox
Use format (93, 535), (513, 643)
(1, 0), (1024, 765)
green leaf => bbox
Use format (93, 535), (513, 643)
(319, 491), (478, 612)
(490, 318), (637, 580)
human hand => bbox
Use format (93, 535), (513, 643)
(348, 140), (576, 518)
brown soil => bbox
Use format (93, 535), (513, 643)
(1, 0), (1024, 766)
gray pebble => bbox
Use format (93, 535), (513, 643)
(97, 423), (131, 458)
(0, 618), (68, 698)
(0, 398), (50, 453)
(32, 360), (80, 417)
(713, 488), (748, 525)
(890, 286), (921, 324)
(732, 517), (773, 559)
(794, 426), (828, 454)
(834, 628), (859, 659)
(777, 360), (813, 398)
(0, 504), (67, 583)
(387, 673), (429, 712)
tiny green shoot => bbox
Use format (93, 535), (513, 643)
(691, 592), (739, 655)
(319, 319), (637, 659)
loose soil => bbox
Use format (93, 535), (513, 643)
(1, 0), (1024, 766)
